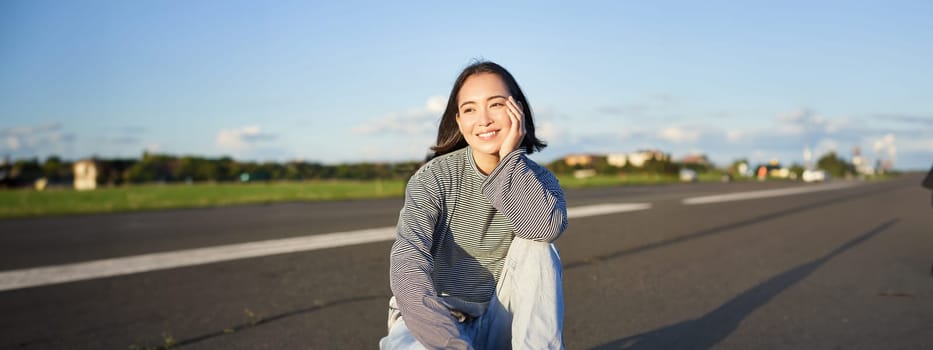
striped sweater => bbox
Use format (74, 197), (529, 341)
(389, 146), (567, 349)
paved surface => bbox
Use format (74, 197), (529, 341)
(1, 175), (930, 349)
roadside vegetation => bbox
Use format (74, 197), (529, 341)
(0, 150), (891, 219)
(0, 175), (708, 219)
(0, 180), (407, 218)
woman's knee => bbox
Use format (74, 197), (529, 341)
(508, 238), (561, 268)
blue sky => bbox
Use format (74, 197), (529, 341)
(1, 0), (931, 169)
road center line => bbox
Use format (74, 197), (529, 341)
(567, 203), (652, 218)
(0, 202), (651, 292)
(682, 181), (858, 205)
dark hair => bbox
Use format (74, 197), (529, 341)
(430, 61), (546, 158)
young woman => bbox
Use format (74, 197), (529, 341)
(380, 61), (567, 350)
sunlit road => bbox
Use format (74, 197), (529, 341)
(1, 174), (930, 349)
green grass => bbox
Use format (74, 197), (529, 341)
(0, 171), (799, 219)
(861, 173), (899, 181)
(556, 172), (724, 188)
(0, 174), (724, 219)
(0, 180), (406, 219)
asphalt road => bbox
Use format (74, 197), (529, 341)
(1, 174), (930, 349)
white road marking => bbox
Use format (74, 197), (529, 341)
(682, 181), (858, 205)
(0, 202), (651, 292)
(0, 227), (395, 292)
(1, 180), (866, 292)
(567, 203), (652, 218)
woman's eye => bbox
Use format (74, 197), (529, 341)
(462, 108), (474, 113)
(491, 102), (504, 108)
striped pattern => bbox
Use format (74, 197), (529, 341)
(389, 146), (567, 348)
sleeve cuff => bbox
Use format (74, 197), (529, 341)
(484, 148), (526, 187)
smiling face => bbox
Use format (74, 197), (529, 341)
(456, 73), (513, 159)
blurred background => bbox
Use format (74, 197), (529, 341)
(2, 1), (931, 190)
(1, 1), (931, 349)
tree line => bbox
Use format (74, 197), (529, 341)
(546, 154), (702, 176)
(0, 150), (860, 188)
(0, 152), (422, 188)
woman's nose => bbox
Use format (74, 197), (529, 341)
(477, 109), (493, 125)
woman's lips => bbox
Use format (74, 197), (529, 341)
(476, 130), (499, 140)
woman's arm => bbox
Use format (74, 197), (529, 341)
(389, 171), (471, 349)
(482, 148), (568, 242)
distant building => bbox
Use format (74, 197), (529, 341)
(573, 169), (596, 179)
(627, 150), (668, 167)
(769, 168), (791, 179)
(568, 150), (669, 169)
(564, 154), (596, 167)
(680, 154), (710, 166)
(73, 159), (98, 191)
(752, 160), (795, 179)
(606, 154), (628, 167)
(852, 146), (875, 175)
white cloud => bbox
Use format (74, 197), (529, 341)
(869, 133), (900, 160)
(0, 122), (62, 143)
(532, 105), (573, 143)
(342, 102), (927, 168)
(215, 125), (275, 152)
(776, 108), (813, 123)
(357, 142), (434, 162)
(863, 132), (933, 169)
(774, 107), (852, 136)
(596, 93), (677, 118)
(346, 96), (451, 161)
(426, 96), (447, 114)
(658, 127), (700, 143)
(536, 120), (558, 142)
(0, 122), (72, 156)
(726, 129), (746, 142)
(352, 96), (446, 136)
(898, 138), (932, 152)
(887, 138), (933, 154)
(824, 117), (849, 133)
(872, 134), (893, 153)
(814, 138), (838, 155)
(873, 114), (933, 126)
(6, 136), (20, 150)
(777, 123), (804, 136)
(775, 108), (828, 136)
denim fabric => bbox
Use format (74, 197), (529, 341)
(380, 238), (564, 349)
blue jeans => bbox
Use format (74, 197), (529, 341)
(380, 238), (565, 349)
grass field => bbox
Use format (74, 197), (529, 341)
(0, 171), (882, 219)
(0, 180), (407, 219)
(556, 172), (725, 187)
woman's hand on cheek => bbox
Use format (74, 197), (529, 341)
(500, 96), (526, 160)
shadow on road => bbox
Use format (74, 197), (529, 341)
(563, 181), (897, 271)
(588, 218), (898, 350)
